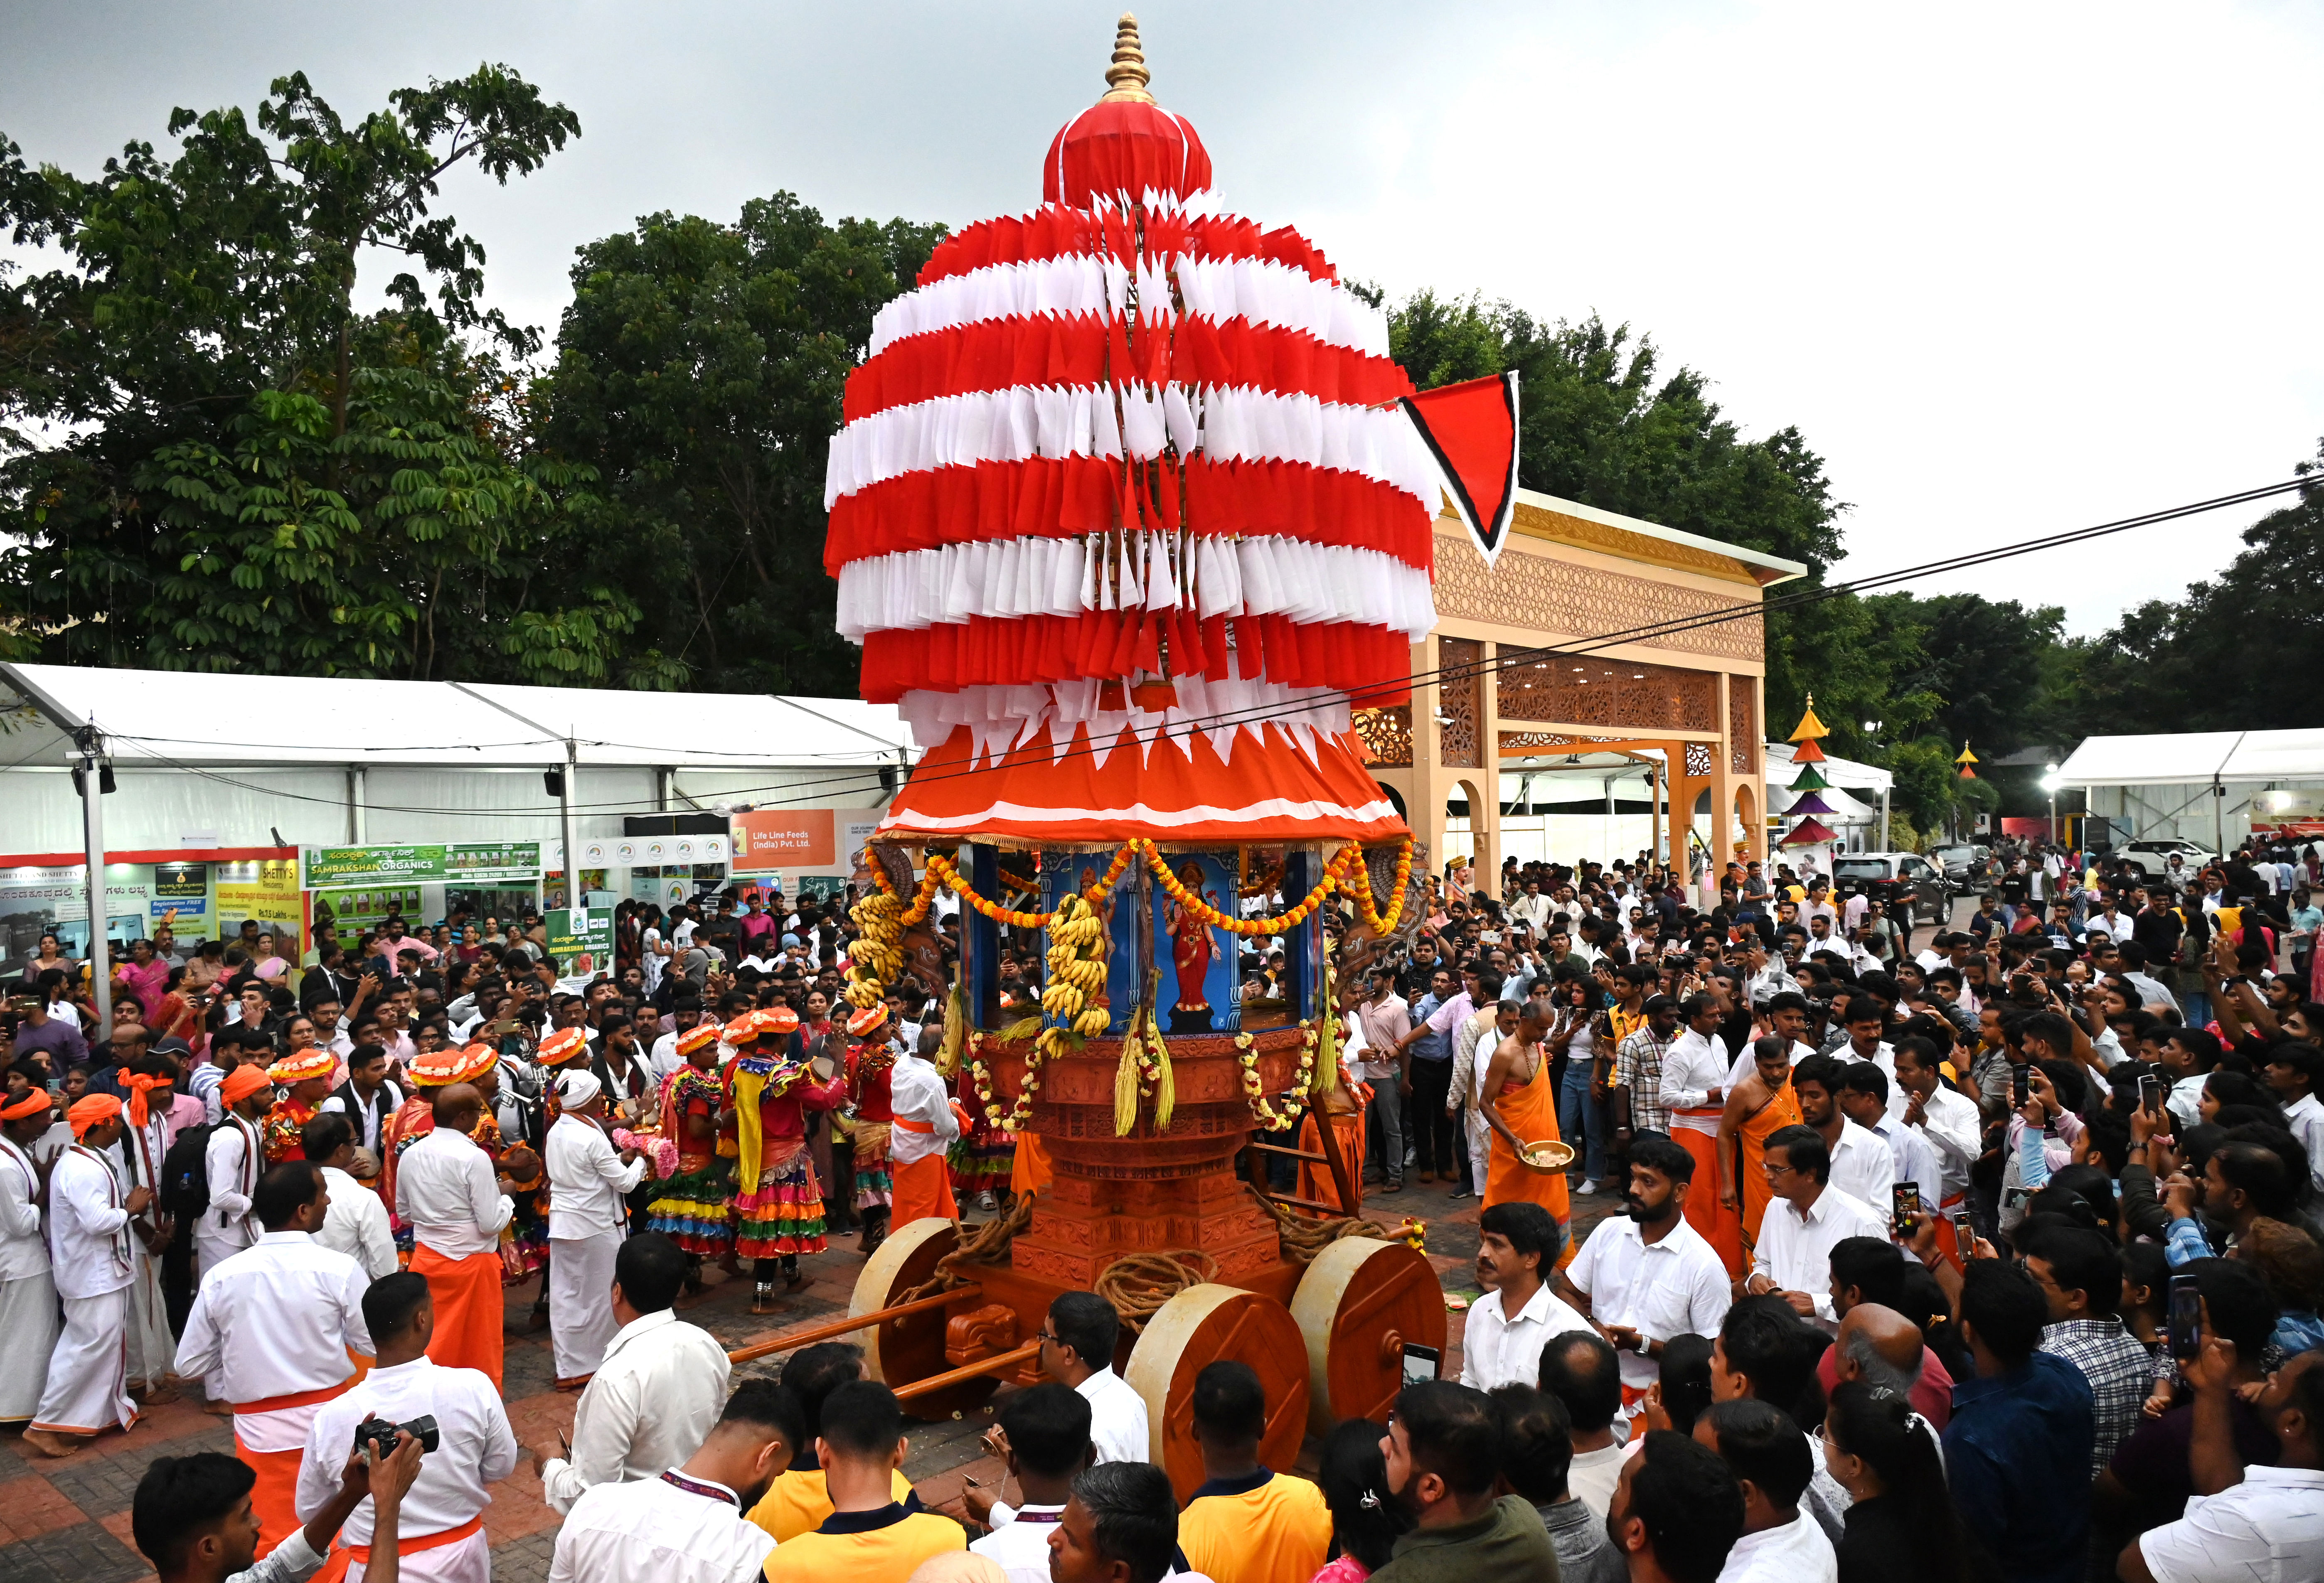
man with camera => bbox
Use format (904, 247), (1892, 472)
(297, 1271), (516, 1583)
(174, 1161), (374, 1555)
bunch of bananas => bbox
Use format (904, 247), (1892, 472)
(1041, 895), (1113, 1037)
(845, 889), (906, 1009)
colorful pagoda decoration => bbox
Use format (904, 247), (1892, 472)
(1780, 694), (1837, 847)
(1956, 740), (1979, 779)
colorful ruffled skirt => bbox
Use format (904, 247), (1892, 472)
(734, 1141), (827, 1258)
(648, 1153), (735, 1255)
(853, 1120), (894, 1210)
(948, 1118), (1014, 1195)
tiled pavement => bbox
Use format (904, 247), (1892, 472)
(0, 1175), (1621, 1583)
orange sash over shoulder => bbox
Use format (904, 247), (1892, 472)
(1737, 1086), (1802, 1257)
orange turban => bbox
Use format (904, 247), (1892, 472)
(1, 1090), (52, 1123)
(267, 1051), (335, 1087)
(537, 1027), (588, 1066)
(219, 1064), (276, 1108)
(67, 1093), (123, 1139)
(115, 1068), (173, 1130)
(846, 1005), (889, 1038)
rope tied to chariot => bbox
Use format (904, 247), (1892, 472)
(1253, 1189), (1420, 1264)
(897, 1190), (1040, 1305)
(1092, 1250), (1220, 1332)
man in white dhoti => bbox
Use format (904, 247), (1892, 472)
(543, 1069), (645, 1385)
(113, 1054), (184, 1406)
(26, 1094), (149, 1456)
(175, 1160), (375, 1559)
(0, 1088), (61, 1428)
(298, 1271), (517, 1583)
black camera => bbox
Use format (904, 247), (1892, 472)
(353, 1414), (439, 1456)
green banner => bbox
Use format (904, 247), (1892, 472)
(545, 906), (614, 974)
(300, 842), (543, 889)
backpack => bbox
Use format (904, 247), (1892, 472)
(160, 1122), (215, 1221)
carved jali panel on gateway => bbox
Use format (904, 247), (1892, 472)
(1433, 532), (1764, 664)
(1497, 655), (1720, 734)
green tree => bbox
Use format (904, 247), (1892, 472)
(2059, 444), (2324, 733)
(0, 66), (588, 674)
(529, 198), (945, 697)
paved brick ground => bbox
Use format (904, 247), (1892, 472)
(0, 1173), (1619, 1583)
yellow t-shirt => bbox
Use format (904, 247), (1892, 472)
(1176, 1471), (1332, 1583)
(761, 1507), (964, 1583)
(748, 1467), (919, 1543)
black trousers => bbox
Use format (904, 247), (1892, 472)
(1408, 1057), (1457, 1176)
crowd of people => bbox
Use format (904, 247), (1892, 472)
(2, 830), (2321, 1583)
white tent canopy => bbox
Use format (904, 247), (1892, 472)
(0, 663), (913, 769)
(2054, 729), (2324, 789)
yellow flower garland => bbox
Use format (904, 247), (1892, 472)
(1237, 1026), (1320, 1128)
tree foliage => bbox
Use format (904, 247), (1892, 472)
(528, 199), (945, 696)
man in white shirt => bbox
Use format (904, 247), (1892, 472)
(1741, 1124), (1888, 1332)
(1657, 993), (1741, 1264)
(297, 1271), (516, 1583)
(2262, 1045), (2324, 1195)
(544, 1069), (647, 1384)
(886, 1020), (962, 1224)
(1558, 1135), (1733, 1410)
(1835, 1064), (1937, 1212)
(970, 1288), (1150, 1530)
(0, 1090), (60, 1429)
(318, 1043), (403, 1158)
(200, 1062), (274, 1282)
(970, 1384), (1091, 1583)
(1791, 1055), (1895, 1218)
(2121, 1349), (2324, 1583)
(302, 1113), (399, 1280)
(1697, 1398), (1838, 1583)
(25, 1095), (149, 1456)
(534, 1232), (732, 1514)
(173, 1159), (374, 1556)
(393, 1081), (513, 1390)
(649, 999), (712, 1084)
(549, 1378), (795, 1583)
(1460, 1200), (1592, 1390)
(1892, 1039), (1983, 1214)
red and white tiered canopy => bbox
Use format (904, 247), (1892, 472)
(836, 16), (1505, 845)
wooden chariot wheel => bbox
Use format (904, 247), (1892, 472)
(1124, 1283), (1310, 1503)
(849, 1217), (997, 1420)
(1289, 1236), (1449, 1435)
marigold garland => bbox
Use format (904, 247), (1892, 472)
(1141, 838), (1361, 937)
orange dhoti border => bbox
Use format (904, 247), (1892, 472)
(234, 1381), (352, 1559)
(1009, 1130), (1053, 1199)
(1671, 1115), (1743, 1278)
(409, 1243), (505, 1390)
(891, 1119), (959, 1224)
(311, 1515), (485, 1583)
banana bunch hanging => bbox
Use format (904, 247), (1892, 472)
(1041, 894), (1113, 1037)
(845, 887), (906, 1009)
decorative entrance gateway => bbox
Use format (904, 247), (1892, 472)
(732, 16), (1513, 1500)
(1356, 489), (1807, 881)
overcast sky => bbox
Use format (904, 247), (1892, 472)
(5, 1), (2319, 635)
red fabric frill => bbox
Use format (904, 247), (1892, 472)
(843, 314), (1414, 423)
(1041, 100), (1214, 213)
(858, 612), (1412, 709)
(823, 455), (1433, 575)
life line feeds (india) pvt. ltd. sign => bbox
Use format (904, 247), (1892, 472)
(730, 810), (837, 871)
(299, 843), (544, 889)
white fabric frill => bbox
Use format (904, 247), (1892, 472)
(833, 532), (1435, 643)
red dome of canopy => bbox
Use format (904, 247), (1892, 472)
(1041, 13), (1212, 208)
(1044, 98), (1212, 209)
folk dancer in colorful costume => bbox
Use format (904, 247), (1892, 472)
(0, 1088), (60, 1430)
(492, 1031), (561, 1300)
(646, 1020), (733, 1286)
(263, 1051), (335, 1165)
(845, 1005), (899, 1251)
(948, 1062), (1015, 1212)
(25, 1095), (148, 1456)
(543, 1066), (646, 1385)
(175, 1158), (372, 1559)
(113, 1055), (182, 1405)
(394, 1053), (515, 1390)
(728, 1008), (847, 1311)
